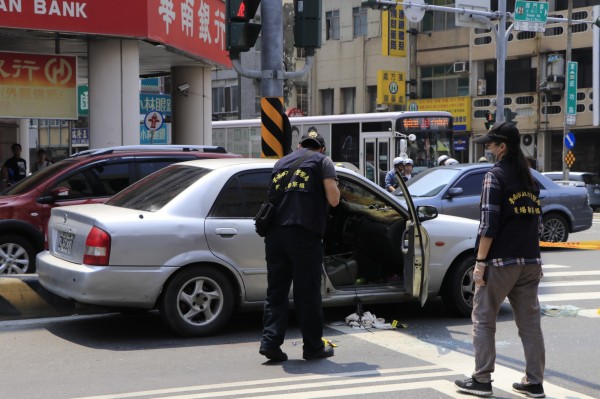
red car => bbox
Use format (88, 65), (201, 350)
(0, 145), (240, 274)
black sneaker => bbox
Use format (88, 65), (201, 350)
(512, 382), (545, 398)
(455, 377), (493, 397)
(259, 346), (288, 362)
(303, 345), (334, 360)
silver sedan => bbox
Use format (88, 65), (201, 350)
(38, 158), (480, 337)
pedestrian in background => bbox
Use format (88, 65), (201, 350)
(1, 143), (27, 184)
(259, 128), (340, 362)
(402, 158), (414, 181)
(455, 122), (545, 398)
(385, 156), (404, 192)
(31, 148), (52, 173)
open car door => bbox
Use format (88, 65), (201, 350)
(395, 172), (430, 306)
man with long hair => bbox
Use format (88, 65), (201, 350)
(455, 122), (545, 398)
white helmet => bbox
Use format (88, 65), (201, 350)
(437, 155), (449, 166)
(403, 158), (414, 165)
(444, 158), (459, 165)
(393, 156), (405, 166)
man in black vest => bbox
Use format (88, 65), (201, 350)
(2, 143), (27, 184)
(259, 128), (340, 362)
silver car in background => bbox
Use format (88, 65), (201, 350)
(399, 163), (593, 242)
(37, 158), (480, 337)
(542, 171), (600, 211)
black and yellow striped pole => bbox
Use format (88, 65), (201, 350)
(261, 97), (290, 158)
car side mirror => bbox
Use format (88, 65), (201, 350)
(417, 205), (438, 222)
(36, 187), (70, 204)
(446, 187), (463, 198)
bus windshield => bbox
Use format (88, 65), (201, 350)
(395, 115), (453, 170)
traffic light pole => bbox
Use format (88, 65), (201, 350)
(229, 0), (316, 158)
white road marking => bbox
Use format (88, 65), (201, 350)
(70, 365), (457, 399)
(327, 327), (598, 399)
(539, 280), (600, 287)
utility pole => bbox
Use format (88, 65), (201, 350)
(562, 0), (573, 181)
(496, 0), (507, 123)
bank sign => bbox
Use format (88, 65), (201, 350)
(0, 51), (77, 119)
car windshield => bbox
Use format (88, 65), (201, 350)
(106, 165), (211, 211)
(583, 174), (600, 185)
(1, 160), (76, 195)
(405, 168), (461, 197)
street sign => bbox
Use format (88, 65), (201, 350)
(564, 150), (575, 168)
(144, 111), (164, 131)
(403, 0), (425, 23)
(514, 0), (549, 23)
(564, 132), (575, 150)
(513, 0), (548, 32)
(565, 61), (578, 116)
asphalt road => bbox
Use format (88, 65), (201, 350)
(1, 239), (599, 399)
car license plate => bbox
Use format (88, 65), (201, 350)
(57, 232), (74, 255)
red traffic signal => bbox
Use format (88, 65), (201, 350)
(227, 0), (260, 21)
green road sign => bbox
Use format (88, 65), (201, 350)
(514, 0), (549, 23)
(515, 0), (548, 23)
(565, 61), (578, 124)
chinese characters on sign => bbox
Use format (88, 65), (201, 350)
(71, 128), (90, 148)
(407, 97), (472, 132)
(565, 61), (578, 125)
(0, 51), (77, 119)
(156, 0), (226, 56)
(377, 70), (406, 105)
(382, 6), (406, 57)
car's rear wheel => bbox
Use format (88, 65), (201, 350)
(0, 235), (36, 274)
(541, 213), (569, 242)
(159, 266), (234, 337)
(441, 256), (474, 317)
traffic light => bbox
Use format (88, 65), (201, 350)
(294, 0), (322, 50)
(226, 0), (262, 53)
(484, 110), (496, 130)
(504, 108), (518, 125)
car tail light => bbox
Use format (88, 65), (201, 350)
(84, 227), (111, 266)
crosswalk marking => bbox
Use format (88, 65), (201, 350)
(328, 327), (598, 399)
(540, 279), (600, 288)
(543, 270), (600, 277)
(71, 365), (454, 399)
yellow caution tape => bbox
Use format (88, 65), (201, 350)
(322, 338), (338, 347)
(540, 240), (600, 250)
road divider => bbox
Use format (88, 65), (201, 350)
(0, 276), (75, 321)
(540, 240), (600, 250)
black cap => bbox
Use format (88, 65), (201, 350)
(300, 130), (326, 148)
(473, 121), (520, 145)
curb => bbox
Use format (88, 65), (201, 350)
(0, 276), (76, 321)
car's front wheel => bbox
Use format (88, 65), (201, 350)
(441, 256), (475, 317)
(541, 213), (569, 242)
(159, 265), (234, 337)
(0, 235), (36, 274)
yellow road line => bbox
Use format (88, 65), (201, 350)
(540, 240), (600, 250)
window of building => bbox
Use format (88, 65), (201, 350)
(367, 86), (378, 112)
(295, 84), (308, 114)
(353, 7), (368, 37)
(212, 86), (239, 115)
(420, 64), (469, 98)
(321, 89), (334, 115)
(421, 0), (456, 32)
(341, 87), (356, 114)
(326, 10), (340, 40)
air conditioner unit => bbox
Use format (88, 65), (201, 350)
(521, 134), (535, 158)
(376, 104), (389, 112)
(453, 61), (469, 73)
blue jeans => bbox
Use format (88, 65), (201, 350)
(472, 263), (545, 385)
(261, 225), (325, 355)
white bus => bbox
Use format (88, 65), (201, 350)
(212, 111), (454, 187)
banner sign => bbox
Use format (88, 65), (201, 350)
(377, 70), (406, 106)
(382, 6), (407, 57)
(0, 0), (230, 68)
(0, 51), (77, 119)
(407, 97), (472, 132)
